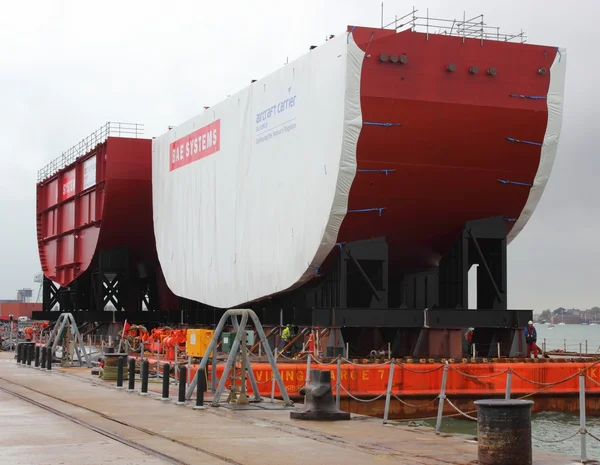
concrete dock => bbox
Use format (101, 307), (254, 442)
(0, 352), (581, 465)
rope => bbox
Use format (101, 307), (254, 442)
(339, 385), (386, 403)
(391, 394), (438, 409)
(532, 430), (581, 443)
(512, 369), (582, 387)
(446, 397), (477, 421)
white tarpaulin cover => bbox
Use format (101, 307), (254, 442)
(507, 47), (567, 244)
(153, 32), (364, 308)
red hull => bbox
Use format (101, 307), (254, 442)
(36, 136), (178, 313)
(339, 27), (557, 271)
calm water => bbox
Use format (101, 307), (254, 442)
(536, 323), (600, 353)
(404, 325), (600, 458)
(403, 413), (600, 459)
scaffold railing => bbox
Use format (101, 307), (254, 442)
(382, 8), (526, 44)
(37, 122), (144, 182)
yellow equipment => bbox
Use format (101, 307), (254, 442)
(186, 329), (214, 357)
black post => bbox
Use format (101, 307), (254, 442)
(40, 346), (47, 369)
(177, 366), (187, 404)
(16, 343), (22, 363)
(46, 348), (52, 371)
(21, 343), (27, 365)
(195, 367), (206, 409)
(34, 345), (40, 368)
(27, 344), (33, 366)
(140, 359), (149, 395)
(162, 363), (170, 400)
(127, 358), (135, 391)
(116, 356), (124, 388)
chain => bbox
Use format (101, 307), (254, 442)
(531, 429), (581, 443)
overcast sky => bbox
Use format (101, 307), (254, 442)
(0, 0), (597, 312)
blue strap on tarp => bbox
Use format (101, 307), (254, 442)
(506, 137), (542, 147)
(348, 207), (386, 216)
(336, 242), (345, 249)
(357, 169), (396, 175)
(509, 94), (546, 100)
(498, 179), (533, 187)
(308, 264), (320, 274)
(364, 122), (401, 127)
(505, 217), (517, 222)
(347, 26), (356, 43)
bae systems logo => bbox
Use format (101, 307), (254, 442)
(170, 120), (221, 171)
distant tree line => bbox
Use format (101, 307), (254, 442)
(537, 307), (600, 323)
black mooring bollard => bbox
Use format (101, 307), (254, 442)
(291, 369), (350, 421)
(20, 343), (27, 365)
(127, 358), (136, 392)
(177, 366), (187, 405)
(116, 356), (124, 388)
(162, 363), (171, 400)
(194, 367), (206, 409)
(21, 343), (27, 365)
(26, 344), (32, 366)
(40, 347), (47, 370)
(34, 345), (40, 368)
(46, 348), (52, 371)
(474, 399), (534, 465)
(16, 343), (22, 364)
(140, 359), (149, 395)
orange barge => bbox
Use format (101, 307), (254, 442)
(178, 358), (600, 420)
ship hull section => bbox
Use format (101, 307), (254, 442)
(152, 27), (566, 308)
(152, 34), (365, 309)
(341, 27), (566, 271)
(37, 138), (159, 286)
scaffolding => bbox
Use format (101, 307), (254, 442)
(37, 122), (144, 182)
(382, 7), (526, 44)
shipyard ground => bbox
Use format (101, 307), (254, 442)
(0, 353), (581, 465)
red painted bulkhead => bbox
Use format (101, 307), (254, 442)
(36, 137), (175, 309)
(339, 27), (557, 271)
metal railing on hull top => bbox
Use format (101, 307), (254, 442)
(37, 121), (144, 182)
(381, 7), (527, 44)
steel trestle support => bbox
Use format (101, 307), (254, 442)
(45, 313), (92, 368)
(185, 309), (293, 407)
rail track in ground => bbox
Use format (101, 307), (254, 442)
(0, 376), (244, 465)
